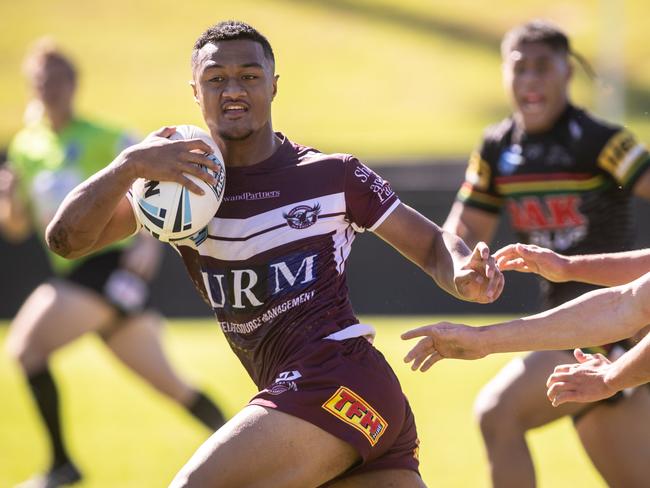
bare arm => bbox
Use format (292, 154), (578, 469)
(495, 244), (650, 287)
(46, 127), (219, 259)
(546, 333), (650, 405)
(0, 166), (31, 242)
(401, 271), (650, 371)
(374, 203), (503, 303)
(443, 201), (500, 247)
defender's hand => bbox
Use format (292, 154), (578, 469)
(401, 322), (487, 372)
(546, 349), (616, 406)
(495, 243), (569, 283)
(455, 242), (504, 303)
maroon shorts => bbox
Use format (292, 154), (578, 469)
(249, 336), (420, 479)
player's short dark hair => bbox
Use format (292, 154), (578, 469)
(501, 20), (570, 58)
(192, 20), (275, 68)
(501, 20), (596, 79)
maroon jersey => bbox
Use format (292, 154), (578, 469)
(168, 134), (399, 388)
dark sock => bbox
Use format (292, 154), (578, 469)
(187, 391), (226, 431)
(26, 367), (71, 468)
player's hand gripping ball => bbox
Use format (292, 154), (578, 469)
(130, 125), (225, 242)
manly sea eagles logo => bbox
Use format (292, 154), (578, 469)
(283, 203), (321, 229)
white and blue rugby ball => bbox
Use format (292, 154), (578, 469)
(130, 125), (225, 242)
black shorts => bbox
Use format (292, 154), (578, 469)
(63, 250), (150, 316)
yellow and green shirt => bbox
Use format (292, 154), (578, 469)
(8, 116), (136, 275)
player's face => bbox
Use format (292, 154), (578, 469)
(192, 40), (278, 142)
(503, 42), (572, 133)
(28, 59), (76, 114)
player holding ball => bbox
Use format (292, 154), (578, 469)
(46, 21), (504, 487)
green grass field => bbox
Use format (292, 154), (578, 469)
(1, 0), (649, 158)
(0, 318), (605, 487)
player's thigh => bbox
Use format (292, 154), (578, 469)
(326, 469), (426, 488)
(476, 350), (586, 428)
(6, 279), (116, 361)
(104, 312), (194, 403)
(170, 404), (359, 488)
(575, 386), (650, 488)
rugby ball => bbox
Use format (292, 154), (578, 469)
(130, 125), (225, 242)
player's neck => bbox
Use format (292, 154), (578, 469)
(46, 108), (74, 133)
(223, 126), (282, 168)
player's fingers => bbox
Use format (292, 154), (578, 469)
(573, 349), (597, 363)
(487, 270), (505, 301)
(420, 352), (443, 372)
(496, 257), (528, 271)
(183, 138), (215, 155)
(573, 348), (586, 362)
(467, 242), (490, 266)
(546, 371), (579, 387)
(552, 363), (572, 375)
(401, 325), (437, 341)
(152, 126), (176, 138)
(484, 254), (498, 278)
(410, 352), (428, 372)
(403, 337), (433, 364)
(475, 241), (491, 261)
(550, 389), (579, 407)
(546, 380), (572, 402)
(177, 161), (219, 186)
(177, 174), (205, 195)
(493, 243), (518, 261)
(183, 152), (222, 173)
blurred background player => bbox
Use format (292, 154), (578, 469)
(443, 20), (650, 488)
(0, 38), (225, 488)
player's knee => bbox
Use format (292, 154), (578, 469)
(6, 337), (48, 372)
(474, 388), (521, 440)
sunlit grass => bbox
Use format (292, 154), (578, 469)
(0, 318), (605, 487)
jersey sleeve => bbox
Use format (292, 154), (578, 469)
(596, 128), (650, 190)
(454, 136), (504, 214)
(343, 156), (400, 232)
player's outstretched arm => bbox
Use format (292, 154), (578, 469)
(546, 336), (650, 406)
(374, 203), (504, 304)
(495, 243), (650, 287)
(402, 271), (650, 371)
(46, 127), (219, 259)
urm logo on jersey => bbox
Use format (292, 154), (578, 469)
(201, 251), (318, 312)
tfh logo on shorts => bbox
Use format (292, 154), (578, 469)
(322, 386), (387, 446)
(283, 203), (321, 229)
